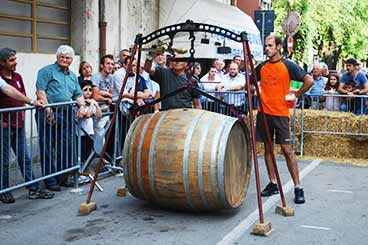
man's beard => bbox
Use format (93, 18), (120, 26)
(229, 73), (237, 78)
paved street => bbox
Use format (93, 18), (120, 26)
(0, 157), (367, 245)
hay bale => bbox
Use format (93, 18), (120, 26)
(245, 109), (368, 164)
(302, 134), (368, 160)
(300, 109), (368, 134)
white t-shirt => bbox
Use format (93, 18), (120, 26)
(222, 73), (246, 106)
(200, 73), (222, 91)
(77, 105), (97, 136)
(112, 67), (126, 100)
(0, 76), (8, 89)
(141, 71), (160, 97)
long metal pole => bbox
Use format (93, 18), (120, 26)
(85, 43), (139, 204)
(133, 44), (142, 117)
(244, 39), (287, 208)
(241, 40), (264, 223)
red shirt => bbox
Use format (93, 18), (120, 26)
(0, 72), (26, 128)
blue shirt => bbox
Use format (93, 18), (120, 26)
(36, 63), (82, 103)
(341, 71), (368, 90)
(310, 76), (325, 95)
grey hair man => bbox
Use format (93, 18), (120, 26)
(35, 45), (86, 191)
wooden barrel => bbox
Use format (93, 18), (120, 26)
(122, 109), (251, 211)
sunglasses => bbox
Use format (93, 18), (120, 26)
(83, 87), (93, 92)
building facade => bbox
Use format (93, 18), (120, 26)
(0, 0), (262, 97)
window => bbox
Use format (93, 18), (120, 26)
(0, 0), (71, 53)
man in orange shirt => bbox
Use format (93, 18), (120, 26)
(254, 35), (313, 204)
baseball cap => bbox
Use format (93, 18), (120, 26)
(320, 62), (328, 70)
(0, 47), (16, 61)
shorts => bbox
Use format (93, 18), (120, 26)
(256, 112), (291, 145)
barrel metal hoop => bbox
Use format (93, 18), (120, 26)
(137, 113), (157, 198)
(218, 118), (237, 208)
(148, 111), (168, 200)
(197, 115), (214, 209)
(122, 116), (144, 193)
(210, 120), (226, 207)
(183, 110), (206, 210)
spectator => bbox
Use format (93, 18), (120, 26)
(190, 62), (202, 81)
(0, 48), (53, 203)
(320, 62), (329, 81)
(140, 67), (160, 113)
(216, 62), (247, 114)
(144, 52), (202, 110)
(113, 62), (122, 74)
(233, 55), (244, 72)
(200, 66), (222, 111)
(118, 49), (130, 68)
(309, 63), (326, 109)
(154, 53), (167, 68)
(78, 61), (93, 85)
(77, 80), (102, 162)
(214, 58), (225, 80)
(340, 80), (356, 112)
(91, 54), (114, 139)
(36, 45), (86, 191)
(324, 74), (340, 111)
(338, 58), (368, 114)
(114, 59), (151, 115)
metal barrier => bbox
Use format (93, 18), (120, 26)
(200, 90), (256, 116)
(0, 102), (80, 194)
(0, 100), (133, 194)
(299, 93), (368, 156)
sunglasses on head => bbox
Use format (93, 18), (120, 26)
(83, 87), (93, 92)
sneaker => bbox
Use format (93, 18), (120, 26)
(29, 189), (55, 200)
(294, 187), (305, 204)
(0, 192), (15, 204)
(78, 176), (90, 185)
(261, 182), (279, 197)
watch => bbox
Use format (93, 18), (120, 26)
(29, 100), (34, 105)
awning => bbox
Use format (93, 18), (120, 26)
(159, 0), (263, 60)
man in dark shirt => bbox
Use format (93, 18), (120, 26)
(144, 53), (202, 110)
(0, 47), (54, 203)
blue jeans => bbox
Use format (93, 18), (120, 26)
(35, 108), (76, 186)
(1, 126), (39, 191)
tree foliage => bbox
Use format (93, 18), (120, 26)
(272, 0), (368, 69)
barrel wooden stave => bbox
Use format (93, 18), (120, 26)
(123, 109), (251, 211)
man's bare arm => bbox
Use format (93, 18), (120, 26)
(153, 91), (160, 112)
(193, 98), (202, 109)
(36, 90), (49, 104)
(3, 85), (33, 105)
(295, 74), (314, 98)
(144, 57), (156, 77)
(338, 82), (349, 94)
(92, 87), (112, 103)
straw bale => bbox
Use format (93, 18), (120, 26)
(245, 109), (368, 164)
(302, 134), (368, 159)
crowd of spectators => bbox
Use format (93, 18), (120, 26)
(305, 58), (368, 114)
(1, 41), (367, 204)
